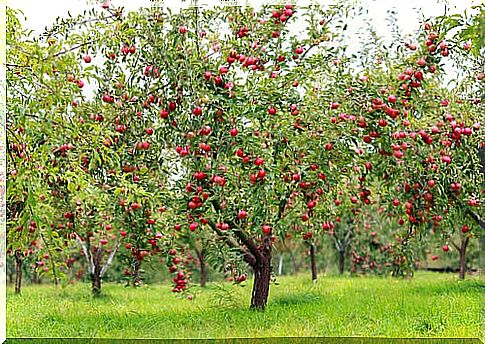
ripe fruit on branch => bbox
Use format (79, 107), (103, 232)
(254, 157), (264, 166)
(99, 0), (111, 9)
(262, 225), (271, 235)
(194, 171), (207, 180)
(237, 210), (247, 219)
(102, 94), (114, 103)
(160, 109), (169, 119)
(441, 155), (452, 164)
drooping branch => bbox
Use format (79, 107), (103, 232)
(26, 203), (59, 285)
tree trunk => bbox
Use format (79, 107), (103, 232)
(197, 251), (207, 288)
(250, 237), (272, 310)
(8, 270), (14, 285)
(91, 249), (103, 296)
(278, 254), (284, 275)
(91, 272), (101, 296)
(310, 243), (317, 282)
(32, 267), (40, 284)
(459, 237), (469, 280)
(288, 248), (300, 274)
(338, 249), (345, 275)
(14, 250), (23, 295)
(132, 259), (142, 287)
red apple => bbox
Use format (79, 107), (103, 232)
(262, 225), (271, 235)
(238, 210), (247, 219)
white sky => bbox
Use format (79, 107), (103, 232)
(7, 0), (477, 36)
(6, 0), (480, 87)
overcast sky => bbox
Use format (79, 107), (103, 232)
(6, 0), (479, 88)
(7, 0), (477, 36)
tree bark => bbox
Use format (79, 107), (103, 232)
(32, 267), (39, 284)
(338, 249), (345, 275)
(459, 237), (470, 280)
(310, 243), (317, 282)
(14, 250), (23, 295)
(132, 259), (142, 287)
(91, 248), (103, 296)
(250, 237), (272, 310)
(91, 272), (101, 296)
(197, 250), (207, 288)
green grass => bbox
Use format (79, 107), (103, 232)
(7, 272), (484, 340)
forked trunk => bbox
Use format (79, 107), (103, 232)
(338, 249), (345, 275)
(14, 250), (23, 295)
(310, 243), (317, 282)
(250, 237), (272, 310)
(459, 237), (469, 280)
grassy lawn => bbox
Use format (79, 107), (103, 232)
(7, 272), (483, 340)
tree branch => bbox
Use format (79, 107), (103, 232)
(450, 193), (485, 229)
(100, 241), (121, 277)
(206, 220), (257, 267)
(74, 232), (95, 274)
(51, 41), (95, 59)
(210, 199), (264, 264)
